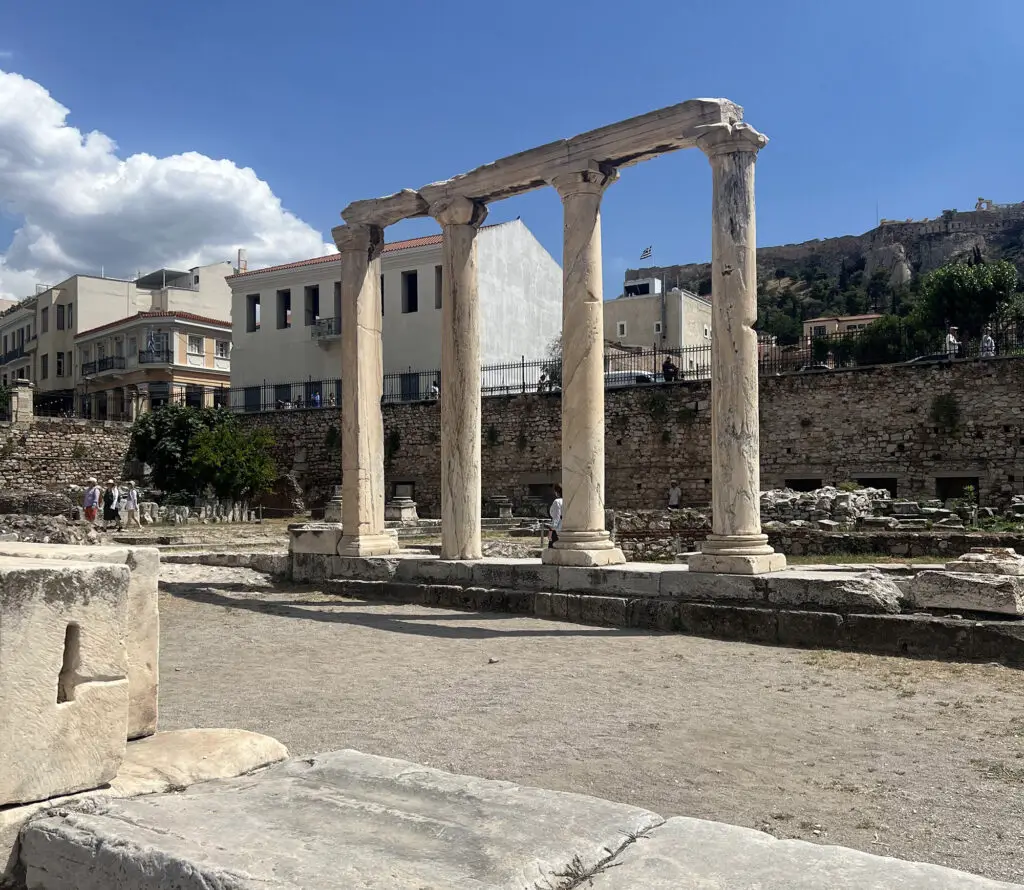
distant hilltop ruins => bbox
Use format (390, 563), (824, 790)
(628, 199), (1024, 295)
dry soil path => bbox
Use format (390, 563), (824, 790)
(158, 563), (1024, 884)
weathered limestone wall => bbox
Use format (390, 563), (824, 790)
(238, 356), (1024, 515)
(0, 418), (132, 489)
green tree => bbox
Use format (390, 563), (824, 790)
(912, 260), (1020, 337)
(129, 405), (276, 500)
(191, 421), (277, 502)
(811, 337), (831, 364)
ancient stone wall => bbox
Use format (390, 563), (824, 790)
(0, 418), (132, 490)
(235, 355), (1024, 516)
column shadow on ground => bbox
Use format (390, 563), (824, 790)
(160, 581), (646, 641)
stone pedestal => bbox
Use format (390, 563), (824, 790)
(384, 497), (419, 523)
(688, 123), (784, 576)
(332, 225), (398, 558)
(431, 197), (488, 560)
(542, 162), (624, 568)
(324, 486), (343, 523)
(492, 497), (513, 520)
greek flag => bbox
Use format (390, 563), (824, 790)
(640, 245), (653, 260)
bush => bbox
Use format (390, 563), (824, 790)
(837, 480), (860, 492)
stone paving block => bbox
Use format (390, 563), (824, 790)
(776, 610), (847, 650)
(468, 558), (519, 589)
(511, 560), (559, 591)
(765, 570), (903, 613)
(579, 595), (628, 627)
(396, 558), (474, 585)
(0, 543), (160, 740)
(333, 556), (405, 582)
(588, 816), (1022, 889)
(1, 728), (287, 885)
(971, 620), (1024, 664)
(677, 602), (779, 644)
(20, 749), (662, 890)
(845, 614), (972, 661)
(558, 564), (664, 596)
(909, 570), (1024, 616)
(659, 567), (763, 602)
(0, 559), (130, 807)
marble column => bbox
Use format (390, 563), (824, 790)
(333, 223), (398, 556)
(688, 123), (785, 575)
(430, 197), (487, 560)
(542, 161), (625, 567)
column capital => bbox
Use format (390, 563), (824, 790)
(331, 223), (384, 258)
(429, 196), (488, 228)
(696, 122), (768, 160)
(549, 160), (618, 200)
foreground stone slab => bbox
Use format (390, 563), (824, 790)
(1, 729), (287, 886)
(946, 546), (1024, 575)
(909, 570), (1024, 616)
(765, 570), (904, 613)
(21, 750), (661, 889)
(588, 816), (1021, 889)
(0, 559), (130, 808)
(0, 543), (160, 739)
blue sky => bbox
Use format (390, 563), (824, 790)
(1, 0), (1023, 301)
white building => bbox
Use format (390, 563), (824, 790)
(603, 276), (713, 355)
(227, 219), (562, 402)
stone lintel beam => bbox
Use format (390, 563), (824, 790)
(342, 189), (430, 228)
(345, 99), (743, 227)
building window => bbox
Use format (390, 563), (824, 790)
(704, 325), (711, 339)
(380, 274), (385, 316)
(654, 321), (663, 334)
(435, 265), (443, 310)
(56, 305), (65, 330)
(40, 353), (48, 380)
(333, 281), (342, 320)
(193, 274), (200, 285)
(81, 346), (91, 362)
(96, 342), (106, 360)
(401, 271), (419, 314)
(215, 340), (230, 359)
(304, 285), (320, 326)
(67, 304), (73, 330)
(114, 336), (124, 358)
(2, 336), (6, 354)
(188, 335), (204, 355)
(812, 325), (827, 337)
(276, 289), (291, 329)
(41, 307), (49, 334)
(128, 336), (137, 355)
(246, 294), (261, 332)
(616, 321), (627, 337)
(56, 352), (65, 377)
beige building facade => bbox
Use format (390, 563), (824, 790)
(0, 263), (233, 413)
(228, 219), (562, 399)
(604, 278), (712, 351)
(802, 313), (883, 339)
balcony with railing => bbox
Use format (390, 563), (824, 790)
(311, 317), (341, 341)
(138, 349), (174, 364)
(82, 356), (126, 376)
(1, 346), (26, 366)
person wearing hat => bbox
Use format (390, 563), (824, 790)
(83, 476), (101, 523)
(945, 325), (960, 360)
(123, 481), (141, 528)
(102, 479), (121, 529)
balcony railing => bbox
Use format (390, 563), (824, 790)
(138, 349), (173, 364)
(311, 317), (341, 340)
(82, 356), (126, 375)
(1, 346), (25, 366)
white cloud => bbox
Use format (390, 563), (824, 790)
(0, 69), (331, 299)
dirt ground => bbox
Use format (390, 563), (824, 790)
(158, 563), (1024, 884)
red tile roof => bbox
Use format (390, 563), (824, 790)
(226, 227), (502, 281)
(76, 311), (231, 339)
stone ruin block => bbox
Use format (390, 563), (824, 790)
(0, 543), (160, 740)
(0, 558), (131, 806)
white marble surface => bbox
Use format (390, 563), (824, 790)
(332, 224), (397, 557)
(544, 162), (624, 567)
(432, 197), (487, 560)
(693, 122), (783, 574)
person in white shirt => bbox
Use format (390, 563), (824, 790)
(981, 326), (996, 358)
(945, 325), (960, 360)
(667, 480), (682, 510)
(123, 481), (141, 528)
(548, 484), (563, 548)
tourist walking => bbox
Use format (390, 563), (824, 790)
(83, 476), (101, 523)
(945, 325), (960, 360)
(123, 481), (141, 528)
(667, 480), (682, 510)
(102, 479), (120, 530)
(548, 484), (563, 548)
(981, 326), (996, 358)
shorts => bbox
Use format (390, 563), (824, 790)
(84, 506), (98, 521)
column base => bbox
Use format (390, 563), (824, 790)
(338, 533), (399, 557)
(541, 530), (626, 566)
(688, 534), (786, 575)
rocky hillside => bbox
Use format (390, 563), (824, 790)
(627, 202), (1024, 341)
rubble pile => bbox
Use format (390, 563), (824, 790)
(0, 514), (100, 545)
